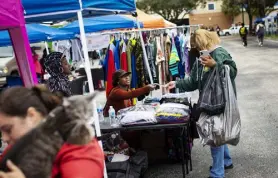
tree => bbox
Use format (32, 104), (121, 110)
(256, 0), (277, 17)
(222, 0), (241, 23)
(224, 0), (276, 31)
(137, 0), (206, 22)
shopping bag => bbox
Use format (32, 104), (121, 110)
(197, 65), (241, 147)
(198, 65), (225, 115)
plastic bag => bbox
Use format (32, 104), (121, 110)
(198, 65), (225, 115)
(197, 66), (241, 147)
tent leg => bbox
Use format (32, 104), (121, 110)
(44, 42), (49, 54)
(77, 11), (108, 178)
(136, 18), (154, 84)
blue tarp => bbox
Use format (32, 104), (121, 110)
(0, 24), (75, 47)
(254, 18), (264, 23)
(22, 0), (81, 16)
(83, 0), (136, 12)
(62, 15), (142, 34)
(22, 0), (136, 23)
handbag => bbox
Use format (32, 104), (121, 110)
(197, 65), (225, 115)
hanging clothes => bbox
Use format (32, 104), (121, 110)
(71, 39), (83, 63)
(126, 39), (133, 74)
(134, 39), (145, 89)
(180, 33), (190, 75)
(146, 40), (157, 82)
(155, 36), (166, 94)
(104, 43), (116, 97)
(163, 35), (171, 80)
(114, 40), (121, 70)
(169, 36), (180, 77)
(57, 40), (71, 61)
(175, 35), (185, 79)
(120, 40), (128, 71)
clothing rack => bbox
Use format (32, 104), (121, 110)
(99, 25), (201, 35)
(99, 24), (200, 88)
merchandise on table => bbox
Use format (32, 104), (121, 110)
(143, 96), (161, 104)
(156, 103), (190, 124)
(160, 93), (190, 106)
(117, 105), (157, 126)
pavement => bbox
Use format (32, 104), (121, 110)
(143, 36), (278, 178)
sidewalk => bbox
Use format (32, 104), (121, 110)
(221, 35), (278, 44)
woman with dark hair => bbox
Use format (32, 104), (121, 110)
(44, 52), (72, 97)
(0, 86), (104, 178)
(103, 69), (155, 117)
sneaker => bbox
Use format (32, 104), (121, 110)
(210, 164), (234, 170)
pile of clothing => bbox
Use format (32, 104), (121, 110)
(117, 105), (157, 126)
(160, 93), (190, 105)
(156, 103), (190, 124)
(155, 93), (191, 124)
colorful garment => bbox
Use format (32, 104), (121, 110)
(156, 36), (167, 94)
(134, 39), (145, 89)
(169, 37), (180, 77)
(104, 44), (116, 97)
(163, 35), (171, 79)
(114, 40), (121, 70)
(120, 41), (128, 71)
(175, 36), (185, 78)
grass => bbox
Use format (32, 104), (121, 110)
(265, 34), (278, 41)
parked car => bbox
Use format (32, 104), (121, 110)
(220, 25), (250, 36)
(0, 43), (45, 86)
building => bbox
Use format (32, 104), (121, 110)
(189, 0), (255, 30)
(189, 1), (233, 29)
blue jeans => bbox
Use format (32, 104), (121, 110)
(210, 145), (232, 178)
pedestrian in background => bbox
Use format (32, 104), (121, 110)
(44, 52), (72, 96)
(166, 29), (237, 178)
(216, 26), (221, 36)
(31, 47), (43, 82)
(256, 22), (265, 47)
(239, 23), (248, 47)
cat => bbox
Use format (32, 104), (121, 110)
(0, 93), (98, 178)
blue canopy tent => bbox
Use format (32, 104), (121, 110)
(23, 0), (136, 23)
(82, 0), (136, 12)
(0, 24), (75, 47)
(63, 15), (142, 34)
(254, 18), (264, 24)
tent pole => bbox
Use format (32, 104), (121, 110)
(44, 42), (49, 54)
(77, 10), (107, 178)
(77, 10), (101, 133)
(136, 18), (153, 84)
